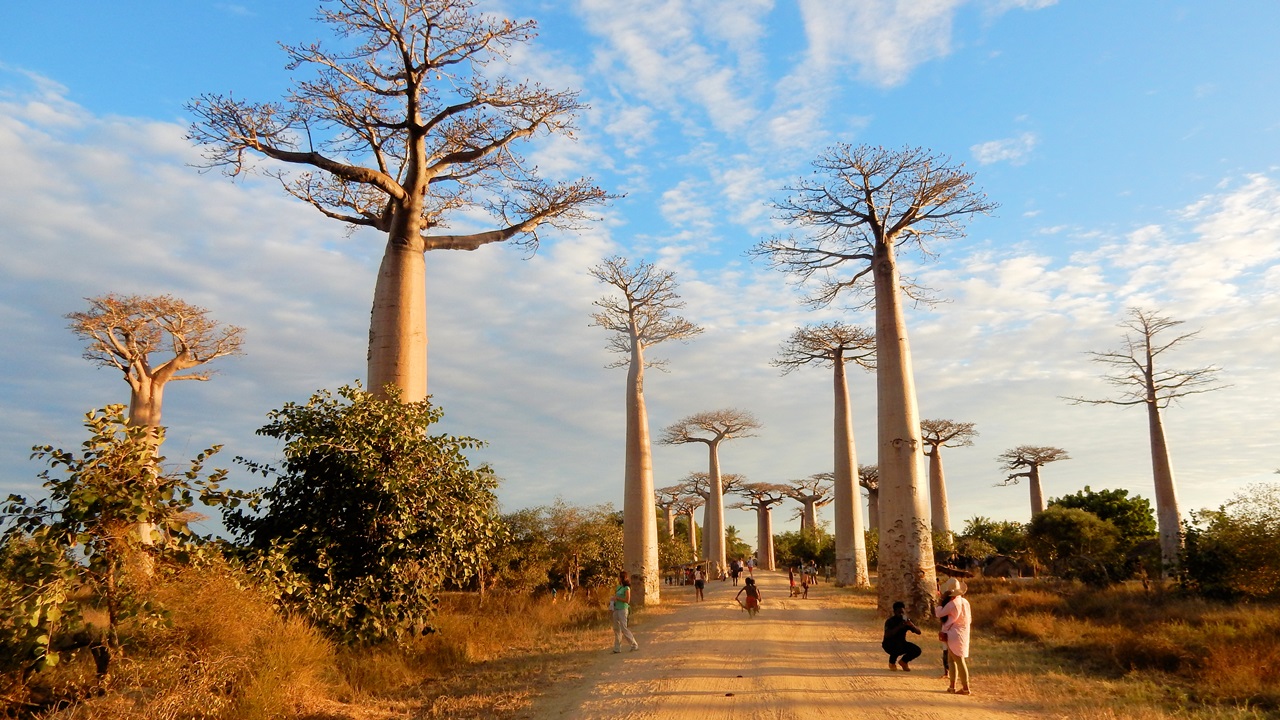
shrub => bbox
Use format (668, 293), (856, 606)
(1181, 483), (1280, 601)
(227, 385), (501, 644)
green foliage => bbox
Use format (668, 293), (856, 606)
(959, 516), (1028, 557)
(658, 524), (695, 573)
(1027, 506), (1122, 586)
(1, 405), (234, 672)
(773, 527), (834, 568)
(1181, 483), (1280, 600)
(227, 385), (501, 644)
(488, 500), (624, 594)
(1050, 485), (1159, 577)
(864, 529), (878, 569)
(723, 525), (753, 563)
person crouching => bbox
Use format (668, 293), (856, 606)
(882, 601), (923, 671)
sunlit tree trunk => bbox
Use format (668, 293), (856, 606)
(760, 507), (777, 570)
(624, 341), (660, 605)
(1148, 403), (1181, 576)
(926, 447), (952, 537)
(706, 444), (726, 577)
(660, 503), (676, 539)
(684, 508), (699, 558)
(873, 241), (935, 619)
(1028, 466), (1045, 515)
(833, 359), (870, 587)
(368, 210), (428, 400)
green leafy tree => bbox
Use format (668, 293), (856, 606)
(724, 525), (753, 563)
(1181, 484), (1280, 600)
(227, 385), (500, 643)
(488, 501), (624, 597)
(1050, 486), (1158, 577)
(2, 406), (234, 672)
(959, 516), (1027, 558)
(773, 527), (835, 569)
(1027, 507), (1122, 585)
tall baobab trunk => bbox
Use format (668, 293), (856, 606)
(1028, 466), (1045, 515)
(833, 359), (870, 587)
(800, 500), (818, 532)
(759, 506), (777, 570)
(1148, 403), (1181, 576)
(623, 342), (660, 605)
(873, 242), (935, 619)
(925, 447), (952, 537)
(866, 488), (879, 534)
(684, 508), (699, 558)
(127, 370), (168, 555)
(661, 503), (676, 539)
(368, 221), (428, 401)
(706, 445), (727, 577)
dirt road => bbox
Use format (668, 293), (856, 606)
(527, 570), (1035, 719)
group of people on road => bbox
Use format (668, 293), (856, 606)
(880, 576), (973, 695)
(609, 568), (975, 696)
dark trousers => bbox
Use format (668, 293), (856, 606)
(883, 640), (922, 665)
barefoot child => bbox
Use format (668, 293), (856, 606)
(735, 576), (762, 616)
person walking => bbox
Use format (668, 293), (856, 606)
(610, 571), (639, 653)
(935, 577), (972, 694)
(882, 601), (923, 671)
(694, 566), (706, 601)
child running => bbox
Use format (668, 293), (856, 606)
(735, 577), (762, 617)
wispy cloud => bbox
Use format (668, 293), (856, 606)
(971, 132), (1038, 165)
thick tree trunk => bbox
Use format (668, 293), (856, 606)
(127, 380), (165, 555)
(706, 443), (726, 578)
(661, 504), (676, 539)
(801, 500), (818, 532)
(368, 229), (428, 401)
(872, 241), (936, 619)
(833, 360), (870, 587)
(623, 343), (660, 605)
(760, 506), (776, 570)
(1029, 466), (1045, 516)
(685, 509), (699, 558)
(926, 446), (952, 537)
(1148, 403), (1181, 576)
(867, 489), (879, 534)
(700, 498), (712, 565)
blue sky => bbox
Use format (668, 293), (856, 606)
(2, 1), (1278, 545)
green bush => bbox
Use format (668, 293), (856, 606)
(227, 385), (501, 644)
(1181, 483), (1280, 601)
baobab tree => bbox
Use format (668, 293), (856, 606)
(859, 463), (880, 533)
(660, 410), (761, 578)
(732, 482), (790, 570)
(1063, 308), (1225, 574)
(672, 494), (704, 559)
(591, 257), (702, 605)
(68, 294), (245, 431)
(775, 321), (875, 586)
(187, 0), (610, 400)
(752, 144), (995, 617)
(786, 473), (834, 533)
(680, 471), (746, 570)
(67, 293), (243, 549)
(998, 446), (1071, 516)
(920, 419), (978, 538)
(655, 484), (684, 539)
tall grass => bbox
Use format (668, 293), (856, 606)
(4, 568), (613, 719)
(969, 577), (1280, 714)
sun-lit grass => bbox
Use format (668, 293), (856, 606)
(967, 577), (1280, 718)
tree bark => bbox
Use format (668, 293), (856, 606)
(926, 446), (952, 537)
(684, 509), (699, 558)
(833, 359), (870, 587)
(367, 223), (428, 401)
(867, 488), (879, 534)
(800, 500), (818, 532)
(623, 342), (660, 605)
(872, 240), (936, 619)
(760, 506), (776, 570)
(706, 443), (726, 578)
(1028, 466), (1045, 516)
(1148, 403), (1181, 576)
(127, 378), (164, 557)
(661, 504), (676, 539)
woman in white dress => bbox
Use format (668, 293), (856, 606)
(935, 577), (972, 695)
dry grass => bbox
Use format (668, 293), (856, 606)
(967, 577), (1280, 718)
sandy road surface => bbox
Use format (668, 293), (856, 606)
(526, 570), (1035, 720)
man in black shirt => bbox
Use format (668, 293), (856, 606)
(882, 601), (923, 671)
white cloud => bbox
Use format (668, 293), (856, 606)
(971, 131), (1038, 165)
